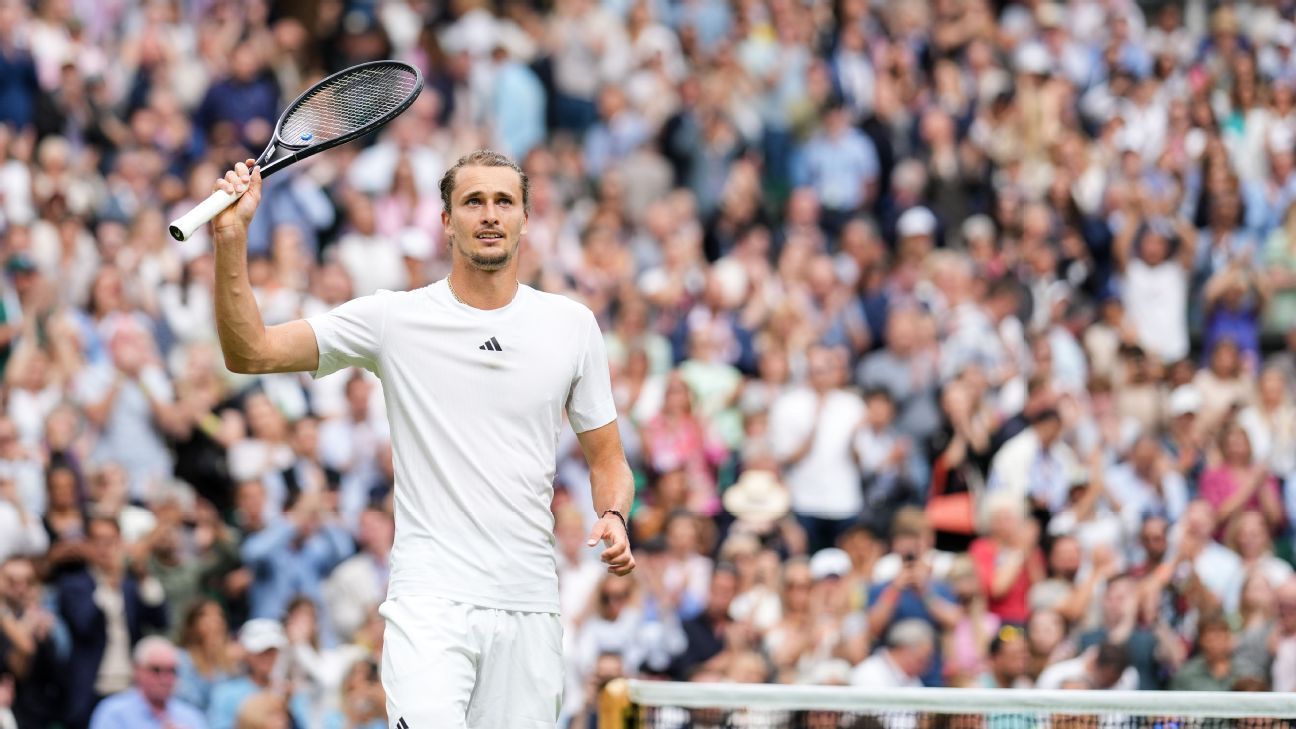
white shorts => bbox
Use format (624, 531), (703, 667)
(379, 594), (564, 729)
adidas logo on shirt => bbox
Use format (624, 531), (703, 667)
(479, 336), (503, 352)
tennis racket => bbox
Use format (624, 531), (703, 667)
(168, 59), (423, 242)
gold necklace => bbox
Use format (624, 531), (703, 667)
(447, 275), (465, 305)
(446, 275), (519, 306)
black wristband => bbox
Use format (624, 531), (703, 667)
(601, 509), (627, 531)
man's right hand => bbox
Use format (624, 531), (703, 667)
(212, 158), (263, 235)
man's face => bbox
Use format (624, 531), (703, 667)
(135, 645), (178, 706)
(1140, 519), (1167, 558)
(0, 560), (33, 608)
(87, 520), (121, 573)
(247, 647), (279, 680)
(441, 165), (528, 272)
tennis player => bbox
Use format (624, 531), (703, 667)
(209, 151), (636, 729)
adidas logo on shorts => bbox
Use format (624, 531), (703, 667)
(396, 718), (410, 729)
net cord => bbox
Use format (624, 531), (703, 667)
(626, 681), (1296, 719)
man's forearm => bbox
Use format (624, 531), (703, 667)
(213, 225), (270, 372)
(589, 455), (634, 519)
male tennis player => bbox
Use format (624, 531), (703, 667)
(210, 150), (636, 729)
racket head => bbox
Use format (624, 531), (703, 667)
(263, 60), (424, 173)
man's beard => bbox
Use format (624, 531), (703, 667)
(452, 232), (517, 271)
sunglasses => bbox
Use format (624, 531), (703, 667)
(145, 664), (178, 676)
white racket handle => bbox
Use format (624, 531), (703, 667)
(168, 188), (243, 241)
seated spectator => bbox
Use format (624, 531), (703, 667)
(1269, 578), (1296, 690)
(321, 507), (393, 643)
(174, 600), (237, 713)
(849, 619), (935, 689)
(944, 556), (1000, 686)
(975, 626), (1032, 689)
(969, 494), (1046, 626)
(208, 619), (301, 729)
(1233, 572), (1278, 683)
(1199, 426), (1286, 538)
(867, 514), (959, 686)
(1037, 642), (1139, 691)
(670, 565), (737, 680)
(1227, 510), (1294, 588)
(1075, 572), (1164, 690)
(1025, 609), (1075, 682)
(87, 635), (207, 729)
(1170, 614), (1247, 691)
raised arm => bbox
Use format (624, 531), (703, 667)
(577, 420), (636, 576)
(212, 159), (320, 375)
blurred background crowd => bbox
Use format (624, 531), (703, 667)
(2, 0), (1296, 726)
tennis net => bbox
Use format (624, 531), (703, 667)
(599, 680), (1296, 729)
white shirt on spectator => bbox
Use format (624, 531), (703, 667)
(770, 386), (866, 519)
(0, 499), (48, 562)
(1036, 651), (1139, 691)
(987, 428), (1080, 513)
(1122, 258), (1188, 364)
(334, 233), (407, 298)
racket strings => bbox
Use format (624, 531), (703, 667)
(279, 64), (421, 144)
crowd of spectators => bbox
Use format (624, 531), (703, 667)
(3, 0), (1296, 727)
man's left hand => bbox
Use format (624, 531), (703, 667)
(587, 514), (635, 575)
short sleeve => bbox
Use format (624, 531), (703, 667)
(566, 310), (617, 433)
(305, 292), (389, 379)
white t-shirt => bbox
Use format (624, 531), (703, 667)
(307, 281), (617, 613)
(769, 387), (866, 518)
(1122, 259), (1188, 364)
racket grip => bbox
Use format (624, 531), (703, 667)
(168, 189), (243, 242)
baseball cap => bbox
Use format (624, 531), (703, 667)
(896, 206), (937, 238)
(1167, 385), (1202, 418)
(1014, 42), (1052, 76)
(809, 547), (852, 581)
(239, 618), (288, 654)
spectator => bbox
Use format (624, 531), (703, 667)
(769, 345), (866, 554)
(0, 555), (60, 727)
(987, 408), (1081, 515)
(207, 619), (298, 729)
(1198, 425), (1285, 537)
(87, 635), (207, 729)
(238, 489), (353, 637)
(969, 494), (1046, 626)
(866, 513), (959, 686)
(322, 507), (393, 643)
(1075, 573), (1165, 690)
(1226, 510), (1294, 588)
(174, 600), (237, 714)
(57, 516), (168, 729)
(1270, 579), (1296, 691)
(849, 619), (935, 689)
(1037, 642), (1139, 691)
(1170, 614), (1246, 691)
(976, 627), (1032, 689)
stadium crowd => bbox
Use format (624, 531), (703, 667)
(3, 0), (1296, 726)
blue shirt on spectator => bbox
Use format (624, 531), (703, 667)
(868, 579), (956, 686)
(491, 60), (547, 162)
(89, 688), (207, 729)
(240, 519), (354, 644)
(793, 127), (880, 212)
